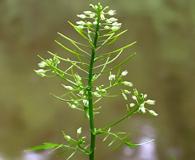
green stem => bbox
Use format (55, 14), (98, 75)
(87, 8), (101, 160)
(105, 105), (140, 129)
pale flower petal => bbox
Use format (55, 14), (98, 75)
(148, 110), (158, 116)
(145, 99), (156, 105)
(122, 81), (133, 87)
(121, 70), (128, 76)
(108, 10), (116, 16)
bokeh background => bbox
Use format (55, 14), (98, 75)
(0, 0), (195, 160)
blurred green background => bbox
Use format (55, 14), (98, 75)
(0, 0), (195, 160)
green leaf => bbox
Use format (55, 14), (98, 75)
(125, 139), (155, 148)
(96, 41), (136, 61)
(125, 141), (138, 148)
(107, 30), (128, 45)
(57, 32), (90, 56)
(68, 21), (94, 47)
(57, 32), (88, 47)
(102, 52), (136, 73)
(54, 40), (81, 59)
(30, 143), (63, 151)
(97, 33), (115, 50)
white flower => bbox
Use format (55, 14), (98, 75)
(89, 13), (96, 18)
(84, 10), (96, 18)
(79, 90), (84, 95)
(96, 87), (106, 93)
(100, 13), (105, 20)
(64, 135), (71, 141)
(93, 21), (98, 25)
(76, 21), (85, 25)
(121, 70), (128, 76)
(88, 30), (92, 34)
(104, 26), (110, 30)
(111, 26), (120, 31)
(77, 127), (82, 135)
(83, 100), (89, 107)
(35, 69), (47, 77)
(122, 81), (133, 87)
(76, 25), (84, 30)
(62, 85), (73, 90)
(132, 96), (137, 101)
(145, 99), (156, 105)
(94, 5), (98, 10)
(70, 104), (76, 109)
(77, 14), (86, 19)
(112, 22), (122, 27)
(89, 4), (95, 9)
(130, 103), (135, 107)
(108, 74), (115, 81)
(148, 110), (158, 116)
(144, 94), (148, 98)
(86, 21), (92, 26)
(93, 92), (101, 98)
(139, 103), (146, 113)
(124, 90), (131, 94)
(107, 10), (116, 16)
(106, 17), (118, 23)
(38, 61), (47, 68)
(83, 11), (93, 15)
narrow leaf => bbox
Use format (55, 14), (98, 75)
(30, 143), (63, 151)
(104, 52), (136, 73)
(66, 151), (77, 160)
(68, 21), (94, 47)
(96, 41), (136, 61)
(107, 30), (128, 45)
(54, 40), (81, 58)
(57, 32), (90, 56)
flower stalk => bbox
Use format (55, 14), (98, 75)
(87, 5), (101, 160)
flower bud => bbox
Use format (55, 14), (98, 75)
(108, 74), (115, 81)
(122, 81), (133, 87)
(77, 14), (86, 19)
(35, 69), (47, 77)
(107, 10), (116, 16)
(77, 127), (82, 135)
(121, 70), (128, 76)
(148, 110), (158, 116)
(145, 100), (155, 105)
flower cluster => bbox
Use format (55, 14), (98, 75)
(129, 89), (158, 116)
(75, 3), (122, 33)
(108, 70), (157, 116)
(35, 56), (60, 77)
(93, 85), (107, 98)
(108, 70), (133, 87)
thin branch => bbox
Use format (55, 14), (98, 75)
(104, 105), (140, 129)
(102, 52), (136, 73)
(57, 32), (91, 57)
(96, 33), (115, 50)
(94, 49), (123, 69)
(48, 51), (88, 74)
(54, 40), (81, 60)
(94, 57), (110, 80)
(68, 21), (94, 47)
(48, 51), (89, 66)
(95, 41), (136, 61)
